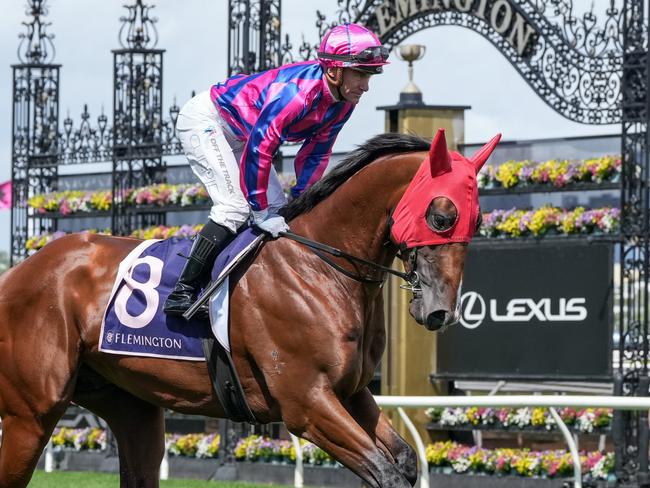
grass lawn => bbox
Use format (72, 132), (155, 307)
(29, 470), (292, 487)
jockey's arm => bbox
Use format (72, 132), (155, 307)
(240, 83), (307, 212)
(291, 105), (354, 200)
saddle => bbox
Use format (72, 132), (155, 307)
(198, 228), (263, 423)
(100, 228), (264, 424)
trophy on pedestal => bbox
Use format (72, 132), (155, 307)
(395, 44), (426, 106)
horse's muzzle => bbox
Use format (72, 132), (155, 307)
(409, 298), (450, 331)
(425, 310), (448, 331)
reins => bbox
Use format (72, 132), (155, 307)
(278, 231), (421, 291)
(183, 229), (422, 321)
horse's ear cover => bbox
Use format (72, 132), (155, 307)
(390, 129), (501, 248)
(428, 129), (452, 178)
(470, 133), (501, 173)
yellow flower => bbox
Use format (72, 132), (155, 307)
(28, 194), (46, 210)
(561, 207), (585, 234)
(90, 190), (112, 211)
(495, 161), (523, 188)
(527, 206), (561, 236)
(466, 407), (480, 425)
(496, 210), (526, 237)
(426, 441), (454, 465)
(531, 408), (546, 426)
(234, 440), (247, 459)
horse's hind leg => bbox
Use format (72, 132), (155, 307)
(283, 389), (411, 488)
(73, 380), (165, 488)
(0, 313), (77, 487)
(344, 388), (418, 486)
(0, 408), (68, 488)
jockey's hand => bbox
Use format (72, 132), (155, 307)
(252, 209), (290, 238)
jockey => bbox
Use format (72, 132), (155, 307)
(164, 23), (390, 317)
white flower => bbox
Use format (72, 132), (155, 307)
(545, 416), (556, 431)
(591, 455), (610, 479)
(512, 408), (532, 428)
(576, 410), (595, 433)
(440, 408), (468, 426)
(196, 437), (211, 458)
(451, 457), (471, 473)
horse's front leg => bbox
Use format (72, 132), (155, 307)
(282, 388), (412, 488)
(344, 387), (418, 486)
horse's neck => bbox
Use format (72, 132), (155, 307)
(293, 154), (422, 266)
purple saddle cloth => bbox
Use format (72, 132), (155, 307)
(99, 228), (261, 361)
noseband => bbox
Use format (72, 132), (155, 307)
(279, 231), (421, 291)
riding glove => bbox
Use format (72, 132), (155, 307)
(251, 209), (289, 238)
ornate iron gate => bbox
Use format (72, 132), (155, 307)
(11, 0), (59, 260)
(111, 0), (166, 234)
(10, 0), (183, 262)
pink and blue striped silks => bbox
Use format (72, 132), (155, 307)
(210, 61), (354, 212)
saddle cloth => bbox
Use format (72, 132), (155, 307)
(99, 229), (262, 360)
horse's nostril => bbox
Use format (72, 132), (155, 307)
(426, 310), (447, 330)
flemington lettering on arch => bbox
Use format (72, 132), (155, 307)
(373, 0), (537, 57)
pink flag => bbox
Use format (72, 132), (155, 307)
(0, 181), (11, 210)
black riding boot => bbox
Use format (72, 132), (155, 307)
(164, 221), (233, 318)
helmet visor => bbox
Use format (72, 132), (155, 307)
(354, 46), (390, 64)
(318, 46), (389, 66)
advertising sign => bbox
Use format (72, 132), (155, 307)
(436, 241), (614, 380)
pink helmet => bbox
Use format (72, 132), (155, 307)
(318, 23), (389, 74)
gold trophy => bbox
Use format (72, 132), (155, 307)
(395, 44), (426, 105)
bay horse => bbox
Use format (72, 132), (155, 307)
(0, 129), (498, 488)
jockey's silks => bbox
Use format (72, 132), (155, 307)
(390, 129), (501, 248)
(211, 61), (354, 211)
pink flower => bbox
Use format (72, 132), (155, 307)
(60, 201), (71, 216)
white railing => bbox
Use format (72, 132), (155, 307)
(373, 395), (650, 488)
(41, 395), (650, 488)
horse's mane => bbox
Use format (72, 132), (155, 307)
(284, 133), (430, 220)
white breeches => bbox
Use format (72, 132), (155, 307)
(176, 91), (287, 233)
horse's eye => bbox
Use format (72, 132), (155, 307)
(433, 214), (451, 230)
(426, 197), (458, 233)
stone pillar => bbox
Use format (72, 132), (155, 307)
(377, 100), (469, 150)
(377, 96), (469, 442)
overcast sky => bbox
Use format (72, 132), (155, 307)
(0, 0), (620, 255)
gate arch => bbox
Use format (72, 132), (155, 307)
(311, 1), (623, 125)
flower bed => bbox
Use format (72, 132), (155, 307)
(426, 441), (614, 481)
(27, 184), (211, 215)
(51, 427), (107, 451)
(50, 430), (334, 465)
(479, 206), (619, 238)
(25, 157), (620, 217)
(425, 407), (613, 433)
(25, 225), (203, 252)
(27, 175), (298, 216)
(478, 156), (621, 189)
(166, 432), (220, 458)
(50, 430), (614, 481)
(24, 204), (620, 252)
(234, 435), (337, 466)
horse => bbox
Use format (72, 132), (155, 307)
(0, 129), (498, 488)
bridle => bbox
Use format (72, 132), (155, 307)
(278, 231), (422, 295)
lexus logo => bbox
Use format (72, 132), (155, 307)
(459, 291), (588, 329)
(459, 292), (486, 329)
